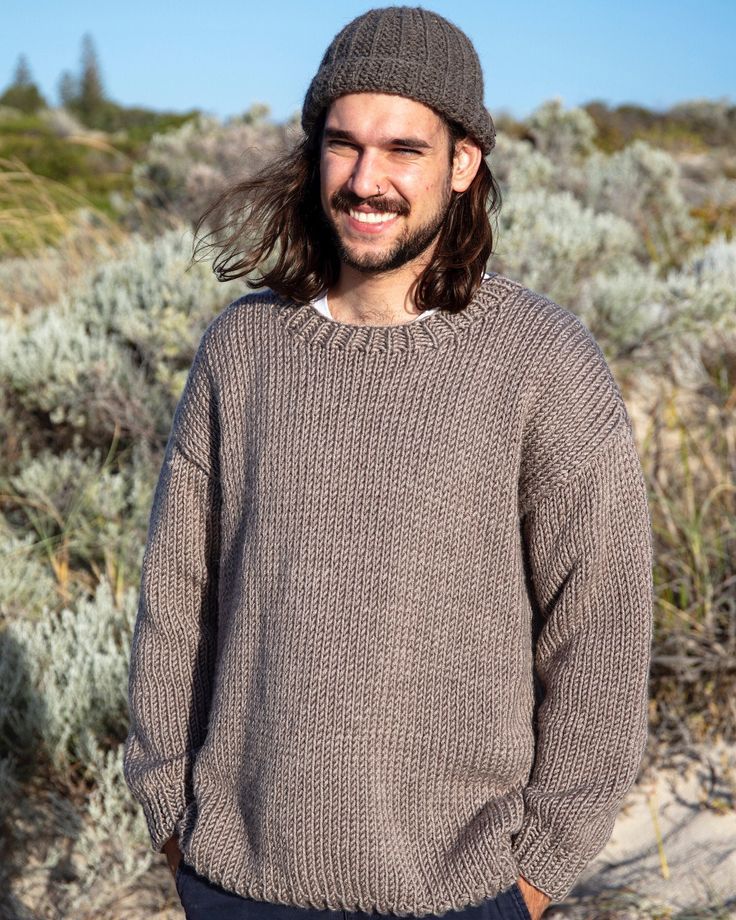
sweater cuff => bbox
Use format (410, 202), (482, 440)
(511, 819), (593, 903)
(140, 786), (189, 853)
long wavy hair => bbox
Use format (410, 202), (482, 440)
(191, 108), (502, 314)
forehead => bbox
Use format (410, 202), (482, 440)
(323, 92), (446, 144)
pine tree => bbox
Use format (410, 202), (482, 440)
(0, 54), (47, 113)
(77, 32), (106, 121)
(58, 69), (79, 109)
(13, 54), (33, 88)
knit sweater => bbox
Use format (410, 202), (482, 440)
(123, 271), (654, 916)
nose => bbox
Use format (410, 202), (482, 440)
(347, 150), (387, 200)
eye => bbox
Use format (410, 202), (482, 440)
(395, 147), (420, 156)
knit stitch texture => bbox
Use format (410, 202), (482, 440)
(301, 6), (497, 155)
(123, 272), (654, 914)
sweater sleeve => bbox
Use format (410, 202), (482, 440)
(511, 308), (654, 901)
(123, 334), (221, 853)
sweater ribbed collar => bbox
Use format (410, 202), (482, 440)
(269, 272), (503, 355)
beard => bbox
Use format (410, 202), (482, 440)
(319, 173), (453, 274)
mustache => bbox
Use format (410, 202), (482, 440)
(331, 189), (409, 216)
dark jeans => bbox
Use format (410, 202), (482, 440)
(174, 861), (533, 920)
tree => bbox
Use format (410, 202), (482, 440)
(58, 33), (108, 125)
(13, 54), (33, 88)
(0, 54), (47, 113)
(58, 69), (79, 109)
(77, 32), (106, 121)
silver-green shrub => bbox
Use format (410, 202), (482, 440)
(668, 98), (736, 146)
(577, 233), (736, 373)
(488, 133), (557, 195)
(2, 739), (153, 918)
(2, 301), (161, 436)
(0, 543), (154, 915)
(132, 104), (302, 222)
(2, 445), (156, 610)
(0, 577), (137, 771)
(39, 740), (153, 917)
(72, 225), (245, 390)
(490, 186), (641, 309)
(576, 140), (701, 266)
(523, 97), (598, 161)
(0, 522), (57, 621)
(489, 101), (707, 272)
(0, 225), (244, 451)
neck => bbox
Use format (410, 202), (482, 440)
(327, 258), (430, 326)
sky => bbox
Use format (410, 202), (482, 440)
(3, 1), (735, 124)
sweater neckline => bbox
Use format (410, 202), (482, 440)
(269, 272), (503, 355)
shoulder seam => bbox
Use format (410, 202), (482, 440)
(171, 436), (219, 482)
(519, 420), (635, 519)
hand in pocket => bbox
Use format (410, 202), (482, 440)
(162, 833), (183, 878)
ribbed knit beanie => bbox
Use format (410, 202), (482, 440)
(302, 6), (496, 155)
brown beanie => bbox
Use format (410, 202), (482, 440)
(302, 6), (496, 155)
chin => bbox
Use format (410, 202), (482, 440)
(347, 240), (403, 265)
(339, 243), (394, 269)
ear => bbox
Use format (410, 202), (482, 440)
(451, 137), (483, 193)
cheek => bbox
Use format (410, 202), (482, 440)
(321, 156), (351, 194)
(404, 177), (439, 208)
(400, 164), (444, 199)
(392, 173), (431, 204)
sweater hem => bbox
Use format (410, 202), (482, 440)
(179, 840), (522, 918)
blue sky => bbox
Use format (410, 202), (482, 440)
(3, 1), (734, 123)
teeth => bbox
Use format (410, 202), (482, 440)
(349, 209), (397, 224)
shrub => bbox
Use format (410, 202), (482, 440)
(577, 140), (702, 267)
(523, 97), (599, 161)
(0, 225), (244, 457)
(488, 133), (557, 195)
(490, 186), (641, 308)
(131, 105), (301, 222)
(1, 445), (156, 607)
(0, 577), (137, 773)
(576, 234), (736, 370)
(0, 521), (57, 620)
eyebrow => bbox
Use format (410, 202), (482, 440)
(323, 127), (432, 150)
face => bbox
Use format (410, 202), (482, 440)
(318, 92), (481, 274)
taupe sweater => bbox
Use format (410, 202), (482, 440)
(123, 272), (654, 915)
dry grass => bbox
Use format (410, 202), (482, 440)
(0, 156), (129, 311)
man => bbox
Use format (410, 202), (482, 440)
(123, 7), (654, 920)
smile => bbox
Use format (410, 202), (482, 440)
(348, 208), (399, 225)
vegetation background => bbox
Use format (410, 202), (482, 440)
(0, 26), (734, 920)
